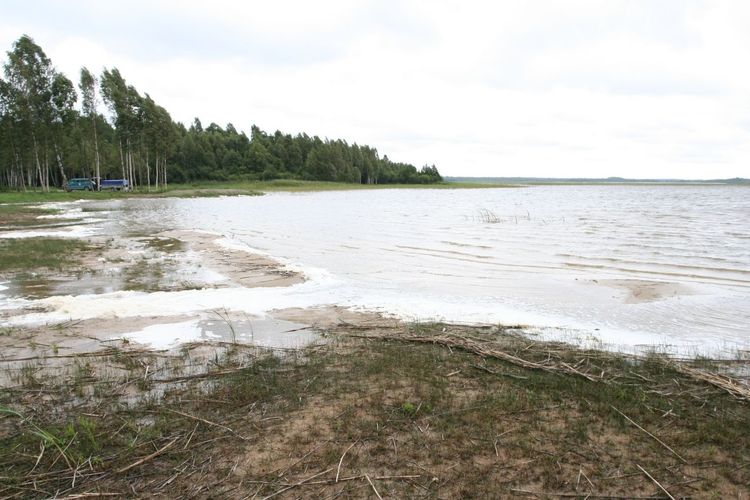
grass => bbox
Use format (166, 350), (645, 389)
(0, 323), (747, 498)
(0, 238), (92, 271)
(0, 204), (58, 216)
(0, 190), (128, 203)
(0, 179), (515, 203)
(0, 204), (62, 228)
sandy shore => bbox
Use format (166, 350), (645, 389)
(0, 224), (386, 382)
(597, 278), (695, 303)
(159, 229), (305, 288)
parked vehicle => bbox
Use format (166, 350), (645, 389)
(100, 179), (130, 191)
(65, 178), (95, 191)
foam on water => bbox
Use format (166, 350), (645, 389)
(216, 237), (336, 283)
(0, 225), (100, 239)
(6, 280), (333, 325)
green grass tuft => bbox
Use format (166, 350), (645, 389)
(0, 238), (91, 271)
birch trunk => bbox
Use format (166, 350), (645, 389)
(145, 149), (150, 190)
(53, 140), (67, 187)
(92, 115), (100, 190)
(119, 138), (126, 181)
(32, 133), (46, 192)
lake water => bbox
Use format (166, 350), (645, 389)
(4, 185), (750, 356)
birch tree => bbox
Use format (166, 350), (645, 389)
(79, 67), (100, 188)
(100, 68), (132, 184)
(49, 73), (76, 186)
(2, 35), (56, 190)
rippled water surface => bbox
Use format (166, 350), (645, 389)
(95, 185), (748, 355)
(4, 185), (749, 355)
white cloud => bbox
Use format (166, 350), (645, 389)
(2, 0), (750, 179)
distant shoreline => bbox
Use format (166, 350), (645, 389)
(446, 176), (750, 186)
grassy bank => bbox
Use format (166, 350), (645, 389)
(166, 179), (515, 192)
(0, 204), (61, 227)
(0, 180), (514, 204)
(0, 238), (92, 271)
(0, 203), (99, 273)
(1, 323), (748, 498)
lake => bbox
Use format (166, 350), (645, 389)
(4, 185), (750, 356)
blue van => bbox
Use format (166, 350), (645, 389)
(65, 178), (94, 191)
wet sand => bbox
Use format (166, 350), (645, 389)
(159, 230), (305, 288)
(596, 278), (695, 304)
(0, 224), (381, 381)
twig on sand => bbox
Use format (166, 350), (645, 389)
(336, 441), (358, 482)
(262, 467), (334, 500)
(164, 408), (248, 441)
(472, 363), (528, 380)
(510, 490), (667, 499)
(611, 406), (685, 463)
(365, 474), (383, 500)
(273, 440), (331, 479)
(636, 464), (675, 500)
(116, 436), (179, 474)
(55, 494), (121, 499)
(183, 422), (199, 450)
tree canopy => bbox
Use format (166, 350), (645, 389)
(0, 35), (442, 190)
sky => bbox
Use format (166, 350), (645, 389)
(2, 0), (749, 179)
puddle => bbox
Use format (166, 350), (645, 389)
(2, 271), (125, 299)
(2, 269), (162, 301)
(1, 241), (228, 299)
(115, 315), (320, 350)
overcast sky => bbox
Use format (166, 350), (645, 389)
(2, 0), (749, 179)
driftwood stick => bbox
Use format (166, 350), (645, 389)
(636, 464), (675, 500)
(55, 494), (121, 499)
(611, 406), (686, 463)
(336, 441), (358, 482)
(260, 474), (422, 488)
(674, 364), (750, 401)
(116, 436), (179, 474)
(165, 408), (248, 441)
(272, 440), (330, 478)
(365, 474), (383, 500)
(183, 422), (199, 450)
(350, 333), (600, 382)
(510, 490), (668, 499)
(262, 467), (334, 500)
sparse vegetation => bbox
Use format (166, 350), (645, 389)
(0, 203), (63, 226)
(0, 179), (512, 205)
(0, 323), (748, 498)
(0, 237), (91, 271)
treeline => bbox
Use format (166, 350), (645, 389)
(176, 121), (441, 184)
(0, 35), (441, 191)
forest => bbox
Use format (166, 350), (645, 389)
(0, 35), (442, 191)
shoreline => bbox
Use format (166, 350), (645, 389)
(1, 202), (749, 497)
(1, 199), (749, 360)
(0, 179), (520, 205)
